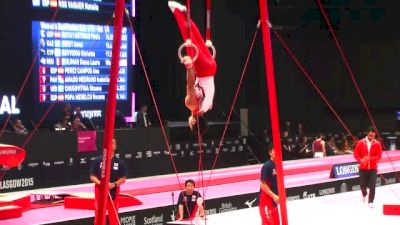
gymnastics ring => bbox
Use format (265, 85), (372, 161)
(178, 39), (199, 62)
(205, 40), (216, 59)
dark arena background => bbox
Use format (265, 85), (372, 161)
(0, 0), (400, 225)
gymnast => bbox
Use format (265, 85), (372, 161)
(169, 1), (217, 134)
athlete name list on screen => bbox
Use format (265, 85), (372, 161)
(32, 0), (135, 15)
(33, 21), (129, 102)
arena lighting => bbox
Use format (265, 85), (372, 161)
(0, 95), (20, 115)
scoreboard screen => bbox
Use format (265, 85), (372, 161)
(32, 21), (132, 103)
(32, 0), (135, 16)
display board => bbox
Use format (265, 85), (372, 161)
(32, 21), (130, 103)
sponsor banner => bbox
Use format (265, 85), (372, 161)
(286, 195), (301, 201)
(1, 165), (397, 194)
(77, 130), (97, 152)
(382, 172), (399, 185)
(288, 181), (343, 199)
(51, 193), (259, 225)
(330, 162), (359, 178)
(318, 187), (336, 196)
(285, 171), (400, 200)
(110, 207), (166, 225)
(120, 215), (136, 225)
(48, 172), (400, 225)
(0, 177), (35, 190)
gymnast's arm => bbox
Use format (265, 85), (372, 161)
(183, 56), (198, 112)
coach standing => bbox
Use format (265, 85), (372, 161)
(353, 127), (382, 208)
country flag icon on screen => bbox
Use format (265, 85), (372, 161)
(54, 49), (61, 57)
(58, 85), (64, 93)
(54, 31), (61, 39)
(55, 40), (60, 48)
(57, 67), (64, 75)
(50, 0), (57, 8)
(39, 66), (46, 75)
(57, 75), (64, 84)
(40, 85), (47, 93)
(57, 94), (64, 101)
(56, 57), (61, 66)
(40, 94), (47, 102)
(40, 76), (47, 84)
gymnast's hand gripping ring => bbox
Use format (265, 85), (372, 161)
(178, 39), (199, 62)
(205, 40), (216, 59)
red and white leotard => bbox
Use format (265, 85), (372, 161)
(169, 1), (216, 114)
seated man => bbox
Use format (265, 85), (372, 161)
(54, 115), (71, 132)
(169, 1), (217, 134)
(13, 119), (28, 135)
(177, 179), (205, 220)
(70, 117), (87, 132)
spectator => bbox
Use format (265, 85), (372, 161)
(336, 134), (344, 149)
(262, 129), (271, 146)
(325, 136), (341, 155)
(297, 122), (305, 138)
(341, 138), (354, 154)
(284, 121), (292, 136)
(13, 119), (28, 135)
(72, 106), (83, 120)
(297, 136), (312, 158)
(72, 106), (96, 130)
(136, 104), (152, 128)
(54, 115), (71, 131)
(282, 130), (294, 160)
(115, 110), (127, 129)
(70, 117), (87, 132)
(62, 103), (73, 121)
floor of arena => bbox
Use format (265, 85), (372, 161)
(1, 151), (399, 225)
(172, 183), (400, 225)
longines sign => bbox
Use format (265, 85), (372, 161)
(330, 162), (359, 178)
